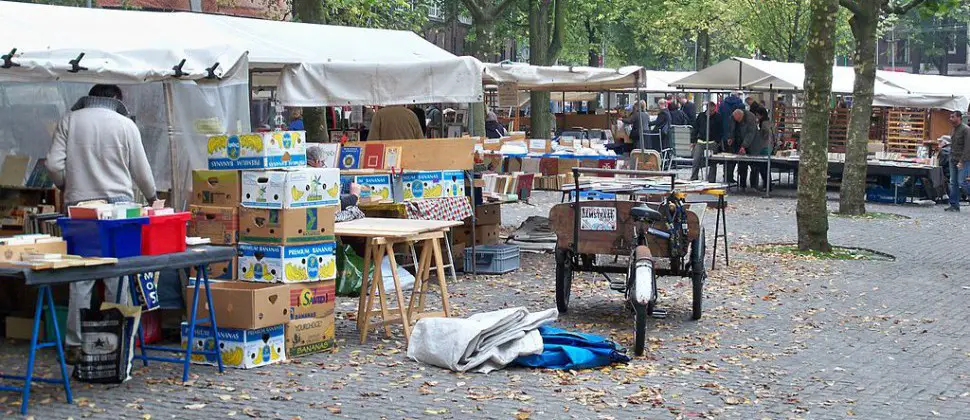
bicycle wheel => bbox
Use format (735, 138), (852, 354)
(555, 248), (573, 314)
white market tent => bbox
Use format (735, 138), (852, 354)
(482, 63), (646, 91)
(671, 57), (969, 111)
(643, 70), (695, 93)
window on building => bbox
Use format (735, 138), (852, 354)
(427, 0), (442, 19)
(895, 40), (909, 64)
(947, 33), (958, 55)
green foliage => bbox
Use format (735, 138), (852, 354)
(895, 0), (969, 74)
(291, 0), (428, 31)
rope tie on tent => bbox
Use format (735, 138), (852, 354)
(68, 53), (87, 73)
(205, 62), (220, 79)
(172, 59), (187, 78)
(1, 48), (20, 69)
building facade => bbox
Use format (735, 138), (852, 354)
(877, 22), (969, 75)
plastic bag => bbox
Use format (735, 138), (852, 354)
(336, 243), (369, 297)
(74, 303), (141, 384)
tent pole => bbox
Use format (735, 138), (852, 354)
(705, 89), (710, 182)
(163, 82), (180, 210)
(635, 73), (643, 152)
(248, 69), (255, 132)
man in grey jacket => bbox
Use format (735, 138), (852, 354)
(46, 84), (156, 362)
(946, 111), (970, 211)
(732, 109), (761, 191)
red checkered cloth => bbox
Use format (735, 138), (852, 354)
(405, 196), (473, 222)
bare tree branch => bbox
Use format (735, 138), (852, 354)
(839, 0), (863, 15)
(886, 0), (929, 15)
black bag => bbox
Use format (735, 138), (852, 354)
(73, 306), (139, 384)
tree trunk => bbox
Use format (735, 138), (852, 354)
(528, 0), (552, 138)
(470, 101), (486, 137)
(586, 18), (600, 67)
(471, 18), (497, 61)
(293, 0), (327, 142)
(797, 0), (838, 252)
(839, 9), (878, 215)
(697, 29), (711, 69)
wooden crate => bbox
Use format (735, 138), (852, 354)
(773, 103), (804, 151)
(828, 107), (850, 153)
(886, 108), (928, 155)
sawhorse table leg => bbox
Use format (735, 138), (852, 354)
(119, 267), (224, 381)
(711, 194), (730, 269)
(0, 285), (73, 415)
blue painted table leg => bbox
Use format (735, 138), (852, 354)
(200, 267), (224, 373)
(127, 275), (149, 367)
(182, 270), (205, 382)
(20, 288), (45, 415)
(44, 286), (73, 405)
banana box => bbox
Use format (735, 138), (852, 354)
(285, 316), (335, 358)
(180, 322), (285, 369)
(189, 255), (237, 280)
(238, 207), (336, 245)
(241, 168), (340, 209)
(402, 171), (444, 200)
(288, 280), (335, 320)
(192, 170), (241, 206)
(207, 131), (306, 170)
(441, 170), (466, 197)
(188, 205), (238, 245)
(354, 174), (393, 201)
(238, 242), (337, 283)
(184, 281), (289, 329)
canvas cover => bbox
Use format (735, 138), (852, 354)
(483, 63), (646, 92)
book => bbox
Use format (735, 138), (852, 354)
(383, 146), (402, 169)
(25, 159), (54, 189)
(362, 143), (385, 169)
(339, 146), (362, 169)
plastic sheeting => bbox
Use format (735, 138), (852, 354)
(483, 63), (646, 92)
(0, 2), (248, 84)
(0, 80), (249, 208)
(278, 57), (484, 107)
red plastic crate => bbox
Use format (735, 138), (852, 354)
(141, 212), (191, 255)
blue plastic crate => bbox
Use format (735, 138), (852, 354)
(464, 245), (520, 274)
(57, 217), (149, 258)
(865, 185), (906, 204)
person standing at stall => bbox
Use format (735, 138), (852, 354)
(690, 102), (722, 181)
(45, 84), (157, 363)
(731, 108), (761, 191)
(946, 111), (969, 211)
(368, 105), (425, 141)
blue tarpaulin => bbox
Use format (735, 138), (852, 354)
(514, 325), (630, 370)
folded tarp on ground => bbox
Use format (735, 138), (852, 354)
(514, 325), (631, 370)
(407, 307), (558, 373)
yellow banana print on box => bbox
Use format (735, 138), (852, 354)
(327, 183), (339, 199)
(221, 346), (244, 366)
(320, 258), (336, 279)
(239, 134), (264, 153)
(424, 184), (443, 198)
(291, 186), (306, 201)
(207, 136), (228, 154)
(285, 263), (309, 281)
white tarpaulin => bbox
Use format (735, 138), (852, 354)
(483, 63), (646, 92)
(0, 2), (248, 84)
(278, 57), (484, 106)
(644, 70), (695, 92)
(672, 57), (969, 110)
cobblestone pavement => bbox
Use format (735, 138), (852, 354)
(4, 187), (970, 419)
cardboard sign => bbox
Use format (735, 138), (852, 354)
(241, 168), (340, 209)
(136, 271), (161, 311)
(192, 170), (241, 206)
(238, 207), (336, 245)
(181, 323), (286, 369)
(441, 170), (466, 197)
(580, 207), (617, 231)
(184, 282), (289, 330)
(238, 242), (337, 283)
(528, 139), (550, 154)
(497, 82), (519, 108)
(207, 131), (306, 170)
(285, 316), (335, 357)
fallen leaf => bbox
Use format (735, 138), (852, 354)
(219, 395), (232, 401)
(326, 407), (342, 414)
(723, 396), (743, 405)
(425, 408), (448, 415)
(141, 415), (151, 420)
(184, 404), (206, 410)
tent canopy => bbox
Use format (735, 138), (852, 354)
(0, 1), (248, 84)
(672, 57), (969, 111)
(483, 63), (645, 92)
(643, 70), (695, 92)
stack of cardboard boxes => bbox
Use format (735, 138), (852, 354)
(452, 203), (501, 269)
(182, 131), (338, 367)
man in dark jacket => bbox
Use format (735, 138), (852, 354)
(946, 111), (970, 211)
(731, 109), (760, 190)
(669, 101), (692, 126)
(679, 94), (696, 121)
(650, 99), (672, 152)
(690, 102), (722, 181)
(717, 93), (746, 183)
(622, 100), (651, 150)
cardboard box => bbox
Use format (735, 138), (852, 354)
(188, 205), (238, 245)
(0, 240), (67, 261)
(557, 158), (581, 175)
(474, 203), (501, 226)
(184, 281), (289, 329)
(355, 174), (394, 201)
(476, 224), (500, 245)
(528, 139), (551, 154)
(285, 316), (335, 357)
(207, 131), (307, 170)
(181, 322), (286, 369)
(441, 170), (466, 197)
(483, 137), (502, 151)
(190, 254), (238, 281)
(239, 207), (336, 245)
(402, 171), (443, 200)
(288, 280), (336, 320)
(238, 242), (336, 283)
(241, 168), (340, 209)
(192, 170), (241, 206)
(5, 316), (42, 340)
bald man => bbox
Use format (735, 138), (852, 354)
(730, 108), (759, 191)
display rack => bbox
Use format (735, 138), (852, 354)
(886, 108), (928, 154)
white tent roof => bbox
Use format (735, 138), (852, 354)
(482, 63), (645, 91)
(672, 57), (969, 111)
(644, 70), (695, 92)
(0, 2), (248, 84)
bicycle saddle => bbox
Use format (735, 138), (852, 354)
(630, 205), (663, 222)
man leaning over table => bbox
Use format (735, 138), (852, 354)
(946, 110), (970, 212)
(45, 84), (157, 363)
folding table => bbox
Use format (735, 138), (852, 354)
(0, 245), (234, 415)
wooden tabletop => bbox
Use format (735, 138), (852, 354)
(335, 218), (463, 238)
